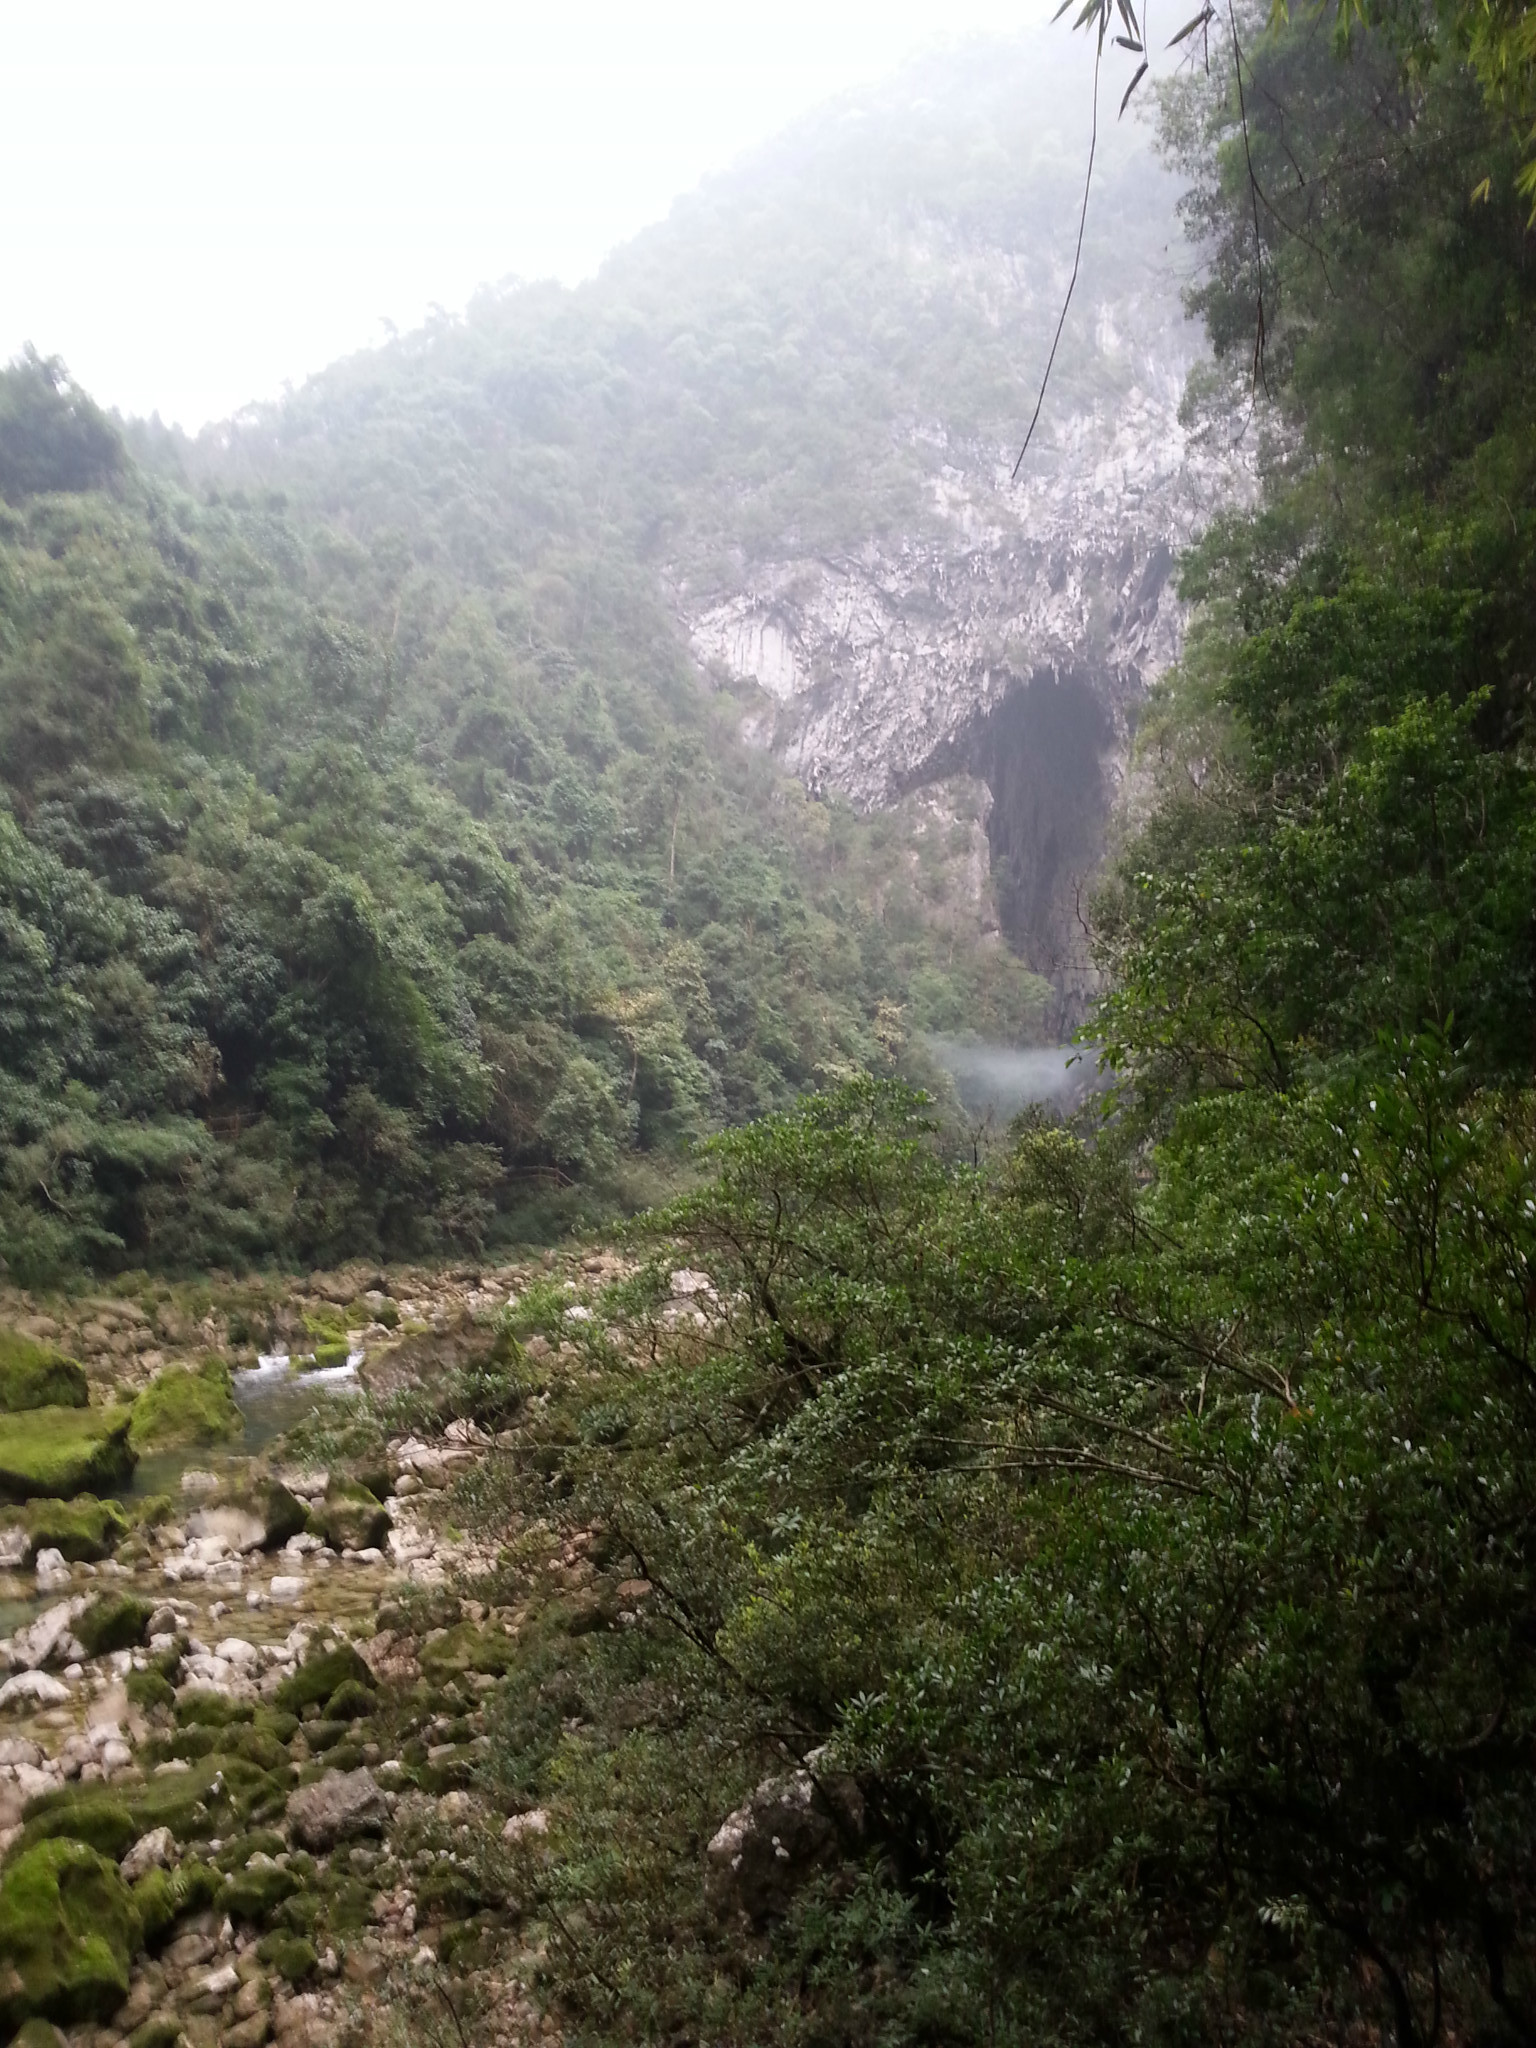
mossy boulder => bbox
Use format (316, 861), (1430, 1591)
(299, 1341), (350, 1372)
(75, 1591), (154, 1657)
(175, 1690), (255, 1729)
(122, 1754), (288, 1839)
(0, 1838), (142, 2033)
(23, 1754), (287, 1847)
(125, 1667), (174, 1715)
(13, 2018), (66, 2048)
(257, 1931), (317, 1984)
(219, 1859), (300, 1924)
(228, 1725), (291, 1773)
(133, 1857), (220, 1947)
(129, 2021), (186, 2048)
(0, 1330), (88, 1414)
(274, 1643), (374, 1718)
(323, 1678), (376, 1724)
(311, 1479), (388, 1553)
(256, 1479), (309, 1550)
(11, 1493), (131, 1564)
(0, 1406), (137, 1503)
(128, 1357), (242, 1455)
(420, 1621), (517, 1682)
(16, 1795), (139, 1863)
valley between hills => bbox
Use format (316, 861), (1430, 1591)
(2, 6), (1536, 2048)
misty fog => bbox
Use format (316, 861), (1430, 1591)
(924, 1037), (1106, 1122)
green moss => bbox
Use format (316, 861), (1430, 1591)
(256, 1708), (300, 1745)
(129, 2020), (185, 2048)
(0, 1329), (88, 1414)
(164, 1725), (218, 1762)
(128, 1358), (242, 1455)
(301, 1306), (349, 1344)
(274, 1643), (374, 1717)
(13, 2017), (67, 2048)
(311, 1480), (388, 1553)
(0, 1838), (142, 2033)
(12, 1492), (131, 1564)
(228, 1726), (291, 1773)
(304, 1720), (349, 1753)
(75, 1591), (154, 1657)
(0, 1406), (136, 1503)
(324, 1678), (376, 1723)
(133, 1857), (220, 1947)
(256, 1932), (317, 1984)
(125, 1667), (174, 1714)
(60, 1754), (288, 1843)
(219, 1859), (300, 1924)
(420, 1620), (517, 1681)
(214, 1829), (286, 1873)
(175, 1690), (255, 1728)
(16, 1796), (138, 1863)
(130, 1493), (177, 1529)
(300, 1340), (350, 1372)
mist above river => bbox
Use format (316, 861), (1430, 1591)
(925, 1037), (1104, 1122)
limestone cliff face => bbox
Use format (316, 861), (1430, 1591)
(674, 260), (1247, 1023)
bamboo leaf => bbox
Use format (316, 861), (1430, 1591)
(1119, 58), (1150, 114)
(1167, 5), (1215, 44)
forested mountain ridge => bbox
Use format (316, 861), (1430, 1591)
(0, 30), (1240, 1282)
(194, 34), (1246, 1017)
(0, 333), (1046, 1283)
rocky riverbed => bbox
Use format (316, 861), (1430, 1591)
(0, 1253), (677, 2048)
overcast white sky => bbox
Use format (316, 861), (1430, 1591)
(2, 2), (1055, 431)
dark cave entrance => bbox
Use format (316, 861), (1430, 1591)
(976, 667), (1113, 1029)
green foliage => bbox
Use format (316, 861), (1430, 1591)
(0, 350), (124, 503)
(463, 16), (1536, 2048)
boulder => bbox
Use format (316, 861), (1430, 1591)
(284, 1768), (386, 1852)
(0, 1407), (137, 1503)
(705, 1768), (864, 1927)
(119, 1827), (174, 1883)
(128, 1359), (243, 1455)
(75, 1592), (155, 1658)
(0, 1672), (70, 1711)
(419, 1621), (516, 1682)
(0, 1837), (141, 2033)
(13, 1493), (130, 1564)
(311, 1481), (389, 1555)
(0, 1330), (88, 1415)
(274, 1643), (374, 1717)
(185, 1506), (266, 1555)
(33, 1550), (70, 1592)
(8, 1599), (89, 1672)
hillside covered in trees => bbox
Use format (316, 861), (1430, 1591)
(433, 7), (1536, 2047)
(1, 7), (1535, 2048)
